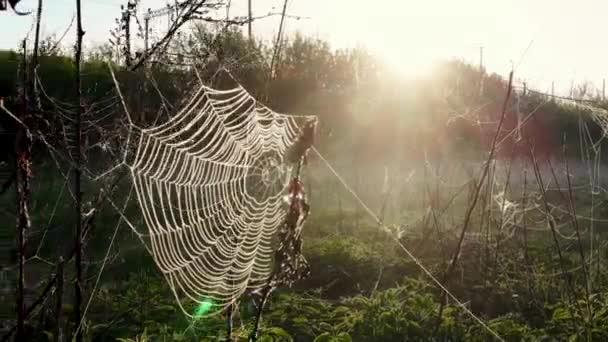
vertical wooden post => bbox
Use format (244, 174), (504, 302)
(602, 78), (605, 101)
(551, 81), (554, 99)
(523, 81), (527, 96)
(74, 0), (84, 341)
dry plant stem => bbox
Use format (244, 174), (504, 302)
(73, 0), (84, 340)
(123, 5), (131, 67)
(355, 160), (360, 230)
(544, 152), (591, 317)
(130, 1), (211, 71)
(563, 137), (593, 329)
(494, 146), (516, 272)
(378, 173), (394, 223)
(486, 162), (495, 269)
(546, 158), (566, 203)
(1, 139), (128, 342)
(30, 0), (43, 107)
(269, 0), (289, 80)
(376, 182), (394, 279)
(370, 266), (384, 296)
(435, 71), (513, 331)
(250, 156), (308, 342)
(337, 179), (343, 231)
(226, 303), (234, 342)
(48, 15), (75, 55)
(482, 161), (495, 283)
(521, 171), (545, 321)
(424, 170), (446, 262)
(478, 172), (489, 280)
(521, 169), (535, 307)
(2, 259), (59, 342)
(577, 119), (597, 285)
(529, 148), (580, 331)
(15, 39), (31, 342)
(250, 286), (272, 342)
(17, 9), (45, 338)
(54, 257), (65, 342)
(421, 165), (430, 234)
(2, 182), (123, 342)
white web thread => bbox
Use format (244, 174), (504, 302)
(311, 146), (505, 342)
(125, 81), (314, 317)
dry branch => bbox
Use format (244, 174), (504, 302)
(435, 71), (514, 332)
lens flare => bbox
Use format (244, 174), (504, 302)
(193, 298), (214, 318)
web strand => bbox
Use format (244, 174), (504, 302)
(311, 146), (505, 342)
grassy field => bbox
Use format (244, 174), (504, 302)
(3, 152), (608, 341)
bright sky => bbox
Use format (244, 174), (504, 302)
(2, 0), (608, 96)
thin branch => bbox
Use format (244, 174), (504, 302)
(0, 169), (128, 342)
(563, 134), (592, 329)
(129, 0), (212, 71)
(268, 0), (289, 81)
(529, 145), (580, 332)
(435, 71), (514, 331)
(73, 0), (85, 341)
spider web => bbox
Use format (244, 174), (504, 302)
(126, 81), (315, 317)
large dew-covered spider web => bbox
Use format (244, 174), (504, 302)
(126, 80), (315, 317)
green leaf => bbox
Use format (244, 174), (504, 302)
(313, 332), (333, 342)
(293, 316), (309, 324)
(268, 326), (292, 339)
(332, 306), (351, 316)
(335, 332), (353, 342)
(552, 307), (572, 322)
(91, 323), (110, 331)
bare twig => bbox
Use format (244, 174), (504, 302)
(268, 0), (289, 81)
(15, 38), (32, 342)
(130, 1), (212, 71)
(563, 134), (592, 331)
(0, 170), (127, 342)
(226, 303), (233, 342)
(73, 0), (85, 341)
(435, 71), (514, 331)
(2, 262), (57, 342)
(494, 145), (516, 271)
(54, 257), (65, 342)
(529, 145), (580, 332)
(30, 0), (43, 108)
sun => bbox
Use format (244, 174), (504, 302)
(312, 0), (495, 80)
(376, 44), (444, 79)
(325, 0), (471, 79)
